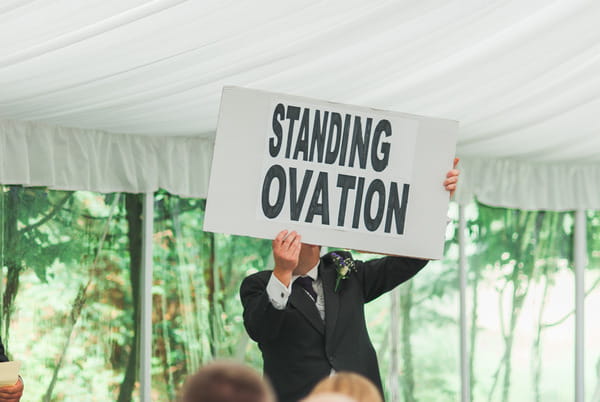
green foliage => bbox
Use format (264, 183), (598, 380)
(2, 187), (598, 402)
(150, 191), (271, 400)
(467, 202), (575, 402)
(1, 186), (135, 401)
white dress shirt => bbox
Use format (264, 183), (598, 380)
(266, 262), (337, 375)
(266, 262), (325, 321)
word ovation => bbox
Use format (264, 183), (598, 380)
(261, 103), (410, 234)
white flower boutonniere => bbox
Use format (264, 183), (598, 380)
(331, 252), (357, 292)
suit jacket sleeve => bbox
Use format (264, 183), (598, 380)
(352, 253), (429, 303)
(0, 337), (8, 362)
(240, 271), (293, 344)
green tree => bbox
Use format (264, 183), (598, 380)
(467, 203), (574, 402)
(0, 187), (73, 346)
(151, 192), (271, 400)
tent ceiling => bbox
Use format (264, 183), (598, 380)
(1, 0), (599, 208)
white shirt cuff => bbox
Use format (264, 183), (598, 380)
(267, 273), (292, 310)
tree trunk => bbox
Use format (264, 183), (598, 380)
(400, 282), (416, 402)
(43, 193), (120, 401)
(2, 187), (22, 346)
(205, 231), (216, 358)
(531, 277), (549, 402)
(591, 356), (600, 402)
(500, 278), (529, 402)
(500, 329), (515, 402)
(487, 280), (530, 402)
(117, 194), (143, 402)
(389, 288), (401, 402)
(469, 257), (481, 402)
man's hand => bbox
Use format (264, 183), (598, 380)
(0, 377), (23, 401)
(272, 230), (301, 287)
(444, 157), (460, 197)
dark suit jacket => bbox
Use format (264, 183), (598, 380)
(0, 338), (8, 362)
(240, 251), (428, 402)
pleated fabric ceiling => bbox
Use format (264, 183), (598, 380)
(1, 0), (599, 209)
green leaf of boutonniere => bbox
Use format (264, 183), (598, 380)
(331, 252), (356, 292)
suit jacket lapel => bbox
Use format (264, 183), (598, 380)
(289, 285), (325, 335)
(320, 262), (340, 346)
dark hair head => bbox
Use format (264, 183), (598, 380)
(181, 360), (275, 402)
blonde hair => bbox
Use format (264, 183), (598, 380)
(310, 372), (382, 402)
(302, 393), (357, 402)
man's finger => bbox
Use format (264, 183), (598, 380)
(282, 231), (299, 248)
(0, 388), (21, 396)
(282, 231), (296, 242)
(290, 234), (301, 249)
(274, 230), (288, 244)
(453, 157), (460, 169)
(446, 169), (459, 178)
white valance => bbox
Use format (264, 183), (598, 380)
(2, 119), (600, 210)
(456, 157), (600, 211)
(0, 119), (213, 198)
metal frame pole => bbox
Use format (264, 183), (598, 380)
(459, 205), (470, 402)
(140, 192), (154, 402)
(574, 209), (586, 402)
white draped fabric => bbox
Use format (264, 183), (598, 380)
(0, 119), (213, 197)
(456, 158), (600, 211)
(1, 0), (600, 208)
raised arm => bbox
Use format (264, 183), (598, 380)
(240, 230), (303, 343)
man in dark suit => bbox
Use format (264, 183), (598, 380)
(241, 162), (459, 401)
(0, 338), (23, 402)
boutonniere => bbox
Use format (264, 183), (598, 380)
(331, 252), (356, 292)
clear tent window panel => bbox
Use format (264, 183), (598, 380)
(0, 186), (138, 401)
(354, 202), (461, 401)
(371, 259), (461, 402)
(151, 191), (270, 401)
(466, 202), (574, 402)
(586, 210), (600, 402)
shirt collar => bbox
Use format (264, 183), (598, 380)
(293, 261), (320, 281)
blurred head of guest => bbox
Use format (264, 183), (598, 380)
(309, 372), (383, 402)
(180, 360), (275, 402)
(301, 392), (357, 402)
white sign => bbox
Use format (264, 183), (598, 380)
(204, 87), (457, 259)
(0, 361), (20, 387)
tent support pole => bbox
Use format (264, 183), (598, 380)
(575, 209), (586, 402)
(389, 288), (400, 402)
(140, 192), (154, 402)
(458, 205), (470, 402)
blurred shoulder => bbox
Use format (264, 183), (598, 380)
(241, 269), (273, 286)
